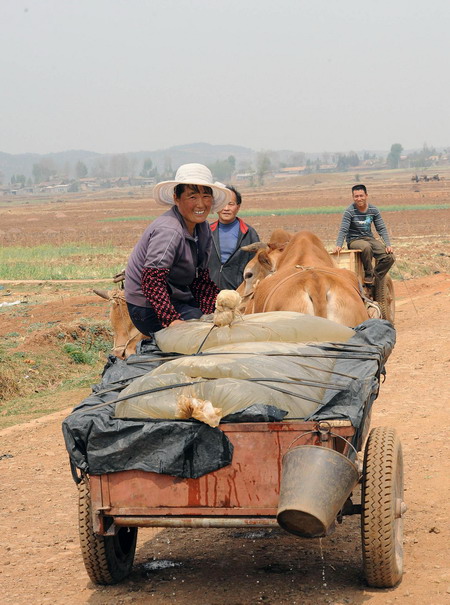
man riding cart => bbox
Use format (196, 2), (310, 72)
(333, 184), (395, 322)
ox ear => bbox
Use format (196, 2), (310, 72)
(258, 250), (274, 270)
(268, 241), (289, 252)
(241, 242), (268, 253)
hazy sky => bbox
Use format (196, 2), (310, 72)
(1, 0), (449, 155)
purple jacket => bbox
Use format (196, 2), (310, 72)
(125, 206), (213, 307)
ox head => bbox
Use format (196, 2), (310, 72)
(235, 230), (292, 312)
(237, 232), (292, 299)
(93, 288), (146, 359)
(237, 243), (277, 299)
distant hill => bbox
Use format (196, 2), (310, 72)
(0, 150), (101, 182)
(125, 142), (257, 174)
(4, 142), (443, 184)
(0, 143), (256, 182)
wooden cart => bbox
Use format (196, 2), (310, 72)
(77, 419), (404, 589)
(331, 249), (396, 323)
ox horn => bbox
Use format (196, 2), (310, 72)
(113, 270), (126, 284)
(241, 242), (268, 252)
(93, 288), (111, 300)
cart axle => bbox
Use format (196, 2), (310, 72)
(112, 516), (279, 529)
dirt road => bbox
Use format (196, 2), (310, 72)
(1, 274), (449, 605)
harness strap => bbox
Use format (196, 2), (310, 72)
(261, 265), (366, 313)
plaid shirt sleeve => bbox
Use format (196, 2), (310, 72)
(141, 267), (181, 327)
(190, 268), (219, 314)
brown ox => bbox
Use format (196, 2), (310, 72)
(93, 289), (146, 359)
(241, 231), (369, 327)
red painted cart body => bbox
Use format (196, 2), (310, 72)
(89, 420), (355, 535)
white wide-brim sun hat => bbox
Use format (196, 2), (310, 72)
(152, 163), (232, 212)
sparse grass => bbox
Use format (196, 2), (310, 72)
(0, 320), (112, 423)
(62, 325), (111, 364)
(0, 379), (100, 429)
(27, 322), (47, 332)
(391, 262), (435, 280)
(0, 243), (126, 280)
(391, 236), (450, 278)
(2, 243), (116, 258)
(392, 257), (450, 280)
(239, 203), (450, 217)
(100, 215), (156, 222)
(95, 204), (450, 222)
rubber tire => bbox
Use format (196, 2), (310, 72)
(374, 276), (395, 323)
(78, 477), (138, 585)
(361, 427), (404, 588)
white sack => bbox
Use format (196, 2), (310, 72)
(114, 341), (347, 421)
(155, 311), (354, 355)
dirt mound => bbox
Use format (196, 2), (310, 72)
(23, 321), (111, 349)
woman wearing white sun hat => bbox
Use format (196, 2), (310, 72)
(124, 163), (232, 336)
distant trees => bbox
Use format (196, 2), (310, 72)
(68, 182), (79, 193)
(109, 154), (130, 178)
(407, 144), (436, 169)
(91, 158), (108, 178)
(75, 161), (88, 179)
(139, 158), (158, 179)
(140, 158), (153, 177)
(11, 174), (26, 187)
(129, 156), (138, 178)
(32, 164), (41, 183)
(286, 152), (306, 167)
(387, 143), (403, 169)
(336, 152), (359, 171)
(159, 156), (174, 181)
(208, 155), (236, 182)
(235, 159), (251, 172)
(256, 152), (272, 185)
(32, 159), (57, 183)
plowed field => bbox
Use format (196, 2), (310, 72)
(1, 172), (449, 604)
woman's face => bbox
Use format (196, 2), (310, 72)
(174, 186), (213, 234)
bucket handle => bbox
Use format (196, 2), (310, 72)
(287, 430), (359, 459)
(287, 430), (317, 450)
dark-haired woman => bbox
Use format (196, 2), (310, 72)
(124, 163), (232, 336)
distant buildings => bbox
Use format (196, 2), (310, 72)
(0, 175), (156, 196)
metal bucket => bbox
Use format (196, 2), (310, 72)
(277, 445), (360, 538)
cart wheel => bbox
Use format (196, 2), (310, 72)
(78, 477), (137, 585)
(361, 427), (404, 588)
(374, 276), (395, 323)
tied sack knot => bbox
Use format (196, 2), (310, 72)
(213, 290), (242, 327)
(176, 395), (223, 427)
